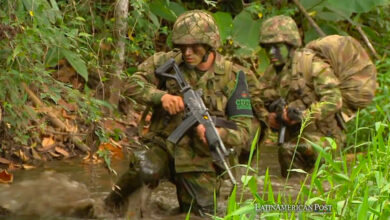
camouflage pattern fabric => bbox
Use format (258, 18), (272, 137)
(175, 171), (221, 215)
(104, 141), (219, 215)
(172, 10), (220, 49)
(117, 49), (254, 213)
(124, 50), (253, 172)
(259, 15), (302, 48)
(258, 49), (346, 176)
(304, 35), (377, 117)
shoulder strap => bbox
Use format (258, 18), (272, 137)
(292, 49), (315, 84)
(215, 59), (233, 92)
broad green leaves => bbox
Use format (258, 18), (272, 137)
(212, 12), (233, 43)
(232, 11), (261, 50)
(45, 47), (89, 82)
(149, 0), (180, 22)
(301, 0), (389, 22)
(327, 0), (388, 13)
(60, 49), (89, 82)
(45, 47), (63, 67)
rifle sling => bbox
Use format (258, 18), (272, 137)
(211, 116), (238, 130)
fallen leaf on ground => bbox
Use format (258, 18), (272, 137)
(82, 152), (103, 164)
(13, 150), (29, 162)
(55, 147), (70, 158)
(0, 170), (13, 184)
(22, 164), (36, 170)
(103, 119), (126, 134)
(31, 148), (42, 160)
(49, 151), (61, 158)
(62, 109), (76, 120)
(0, 157), (11, 165)
(98, 142), (124, 159)
(42, 137), (55, 149)
(65, 119), (78, 133)
(58, 99), (78, 112)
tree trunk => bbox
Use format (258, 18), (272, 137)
(107, 0), (129, 113)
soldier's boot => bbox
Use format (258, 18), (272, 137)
(104, 169), (142, 215)
(278, 143), (315, 178)
(104, 146), (171, 215)
(176, 172), (219, 217)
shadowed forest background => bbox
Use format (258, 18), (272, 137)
(0, 0), (389, 219)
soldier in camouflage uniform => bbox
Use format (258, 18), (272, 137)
(257, 15), (346, 177)
(104, 10), (255, 216)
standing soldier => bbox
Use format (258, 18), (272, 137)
(104, 10), (255, 216)
(257, 15), (346, 177)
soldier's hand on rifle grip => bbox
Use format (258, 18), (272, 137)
(196, 125), (226, 146)
(196, 124), (207, 145)
(282, 108), (299, 125)
(161, 94), (185, 115)
(268, 112), (281, 129)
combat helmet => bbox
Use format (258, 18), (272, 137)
(172, 10), (221, 49)
(259, 15), (302, 48)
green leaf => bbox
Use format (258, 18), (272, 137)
(288, 168), (308, 174)
(316, 11), (346, 22)
(300, 0), (324, 9)
(213, 12), (233, 43)
(304, 23), (344, 44)
(328, 0), (388, 13)
(334, 173), (350, 182)
(306, 197), (325, 205)
(248, 175), (258, 197)
(45, 47), (63, 67)
(149, 0), (176, 22)
(232, 11), (261, 50)
(324, 137), (338, 150)
(60, 48), (88, 82)
(381, 183), (390, 193)
(49, 0), (59, 10)
(241, 175), (253, 186)
(148, 13), (160, 29)
(168, 2), (186, 17)
(357, 187), (369, 220)
(227, 185), (237, 216)
(79, 32), (92, 38)
(224, 204), (255, 218)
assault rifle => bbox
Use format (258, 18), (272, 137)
(269, 98), (302, 145)
(155, 58), (237, 185)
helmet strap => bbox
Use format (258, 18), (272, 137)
(201, 45), (212, 63)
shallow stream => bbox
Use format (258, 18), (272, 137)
(0, 143), (305, 219)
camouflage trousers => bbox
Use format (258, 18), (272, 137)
(278, 127), (345, 177)
(104, 142), (220, 216)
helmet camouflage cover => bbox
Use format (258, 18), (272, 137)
(172, 10), (221, 49)
(259, 15), (302, 48)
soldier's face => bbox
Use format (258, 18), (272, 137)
(265, 43), (289, 66)
(178, 44), (207, 67)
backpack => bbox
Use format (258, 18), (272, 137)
(294, 35), (377, 120)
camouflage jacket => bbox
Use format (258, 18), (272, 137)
(258, 49), (343, 137)
(123, 49), (254, 173)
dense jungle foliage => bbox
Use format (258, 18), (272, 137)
(0, 0), (390, 219)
